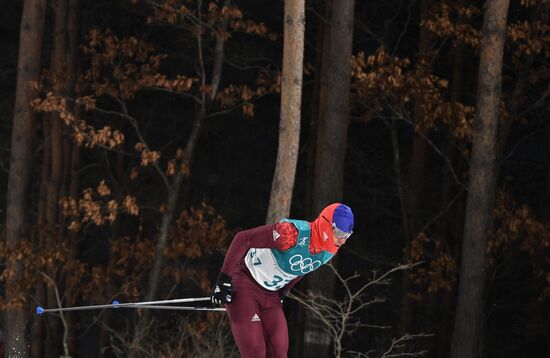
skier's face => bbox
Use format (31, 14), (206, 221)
(332, 223), (352, 248)
(333, 236), (347, 248)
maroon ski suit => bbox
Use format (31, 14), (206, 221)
(220, 223), (302, 358)
(219, 204), (345, 357)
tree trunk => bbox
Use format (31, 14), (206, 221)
(129, 2), (230, 354)
(5, 0), (46, 355)
(449, 1), (510, 357)
(405, 0), (433, 238)
(297, 2), (331, 356)
(399, 0), (433, 336)
(438, 43), (466, 254)
(64, 1), (80, 355)
(544, 123), (550, 218)
(265, 0), (305, 223)
(305, 0), (331, 219)
(302, 0), (354, 357)
(310, 1), (353, 208)
(32, 104), (51, 358)
(65, 141), (81, 357)
(433, 44), (465, 358)
(44, 1), (69, 356)
(130, 174), (186, 354)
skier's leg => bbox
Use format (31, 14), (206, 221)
(261, 302), (288, 358)
(226, 285), (267, 357)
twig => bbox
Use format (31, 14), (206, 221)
(39, 271), (70, 357)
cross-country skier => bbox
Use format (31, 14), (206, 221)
(211, 203), (354, 357)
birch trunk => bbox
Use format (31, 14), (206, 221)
(266, 0), (305, 223)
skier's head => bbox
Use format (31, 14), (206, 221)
(331, 204), (354, 248)
(312, 203), (354, 252)
(332, 203), (354, 235)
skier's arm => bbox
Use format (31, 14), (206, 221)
(220, 222), (298, 276)
(212, 222), (298, 304)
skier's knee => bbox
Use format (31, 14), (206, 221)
(240, 342), (266, 357)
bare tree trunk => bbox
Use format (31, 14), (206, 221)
(98, 143), (122, 358)
(433, 44), (465, 358)
(302, 0), (354, 357)
(438, 43), (466, 253)
(297, 2), (331, 356)
(31, 283), (46, 357)
(310, 1), (353, 208)
(129, 3), (230, 355)
(544, 122), (550, 218)
(130, 105), (206, 358)
(65, 140), (81, 358)
(130, 166), (185, 329)
(305, 0), (331, 219)
(450, 1), (510, 357)
(405, 0), (433, 238)
(399, 0), (434, 336)
(43, 1), (69, 356)
(32, 104), (51, 358)
(64, 1), (80, 355)
(5, 0), (46, 355)
(266, 0), (305, 223)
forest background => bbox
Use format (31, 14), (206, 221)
(1, 0), (549, 357)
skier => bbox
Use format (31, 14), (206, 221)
(211, 203), (354, 357)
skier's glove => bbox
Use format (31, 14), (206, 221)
(211, 272), (233, 305)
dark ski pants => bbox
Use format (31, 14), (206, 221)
(226, 271), (288, 358)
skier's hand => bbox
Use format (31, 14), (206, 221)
(211, 272), (233, 305)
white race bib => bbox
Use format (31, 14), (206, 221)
(245, 248), (297, 291)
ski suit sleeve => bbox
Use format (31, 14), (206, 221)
(220, 222), (298, 276)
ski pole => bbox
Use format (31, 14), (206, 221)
(36, 296), (211, 315)
(119, 305), (226, 312)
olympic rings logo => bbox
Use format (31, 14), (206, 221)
(289, 254), (321, 274)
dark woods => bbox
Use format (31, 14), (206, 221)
(0, 0), (549, 357)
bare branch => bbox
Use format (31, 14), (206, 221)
(289, 262), (423, 357)
(95, 105), (170, 189)
(39, 271), (70, 357)
(381, 333), (433, 358)
(388, 106), (466, 189)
